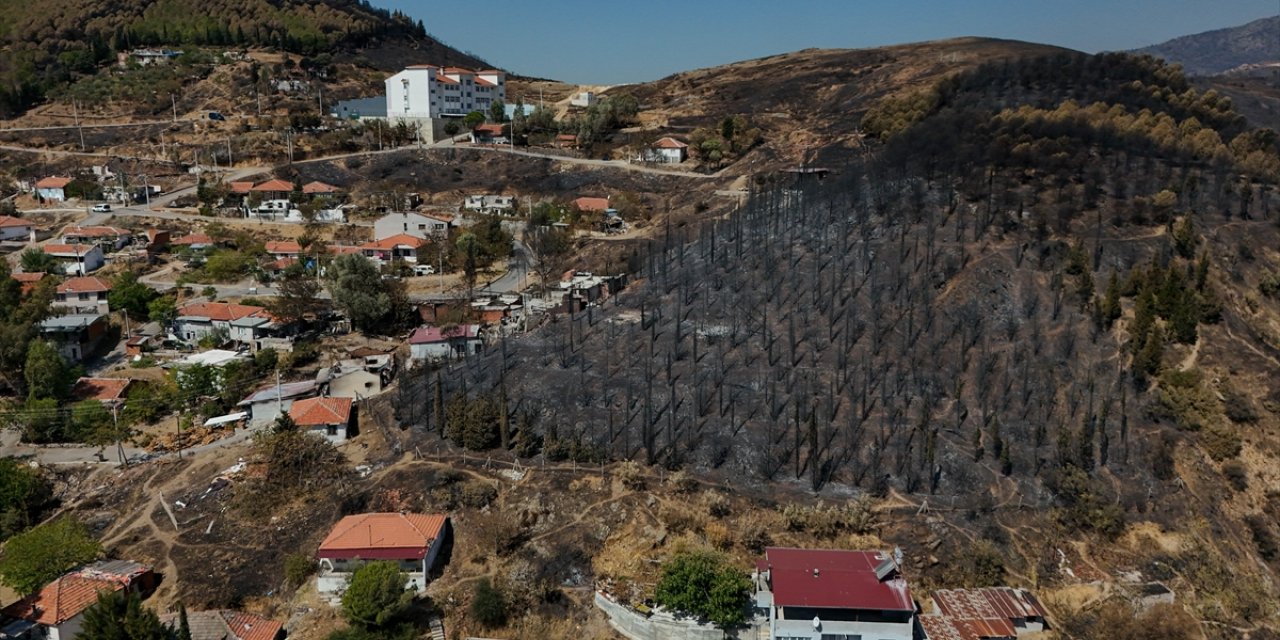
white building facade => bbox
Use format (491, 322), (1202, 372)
(385, 66), (506, 122)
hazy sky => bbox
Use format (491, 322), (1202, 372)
(374, 0), (1278, 84)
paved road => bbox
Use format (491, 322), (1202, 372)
(477, 239), (531, 296)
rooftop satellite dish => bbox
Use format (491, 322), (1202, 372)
(812, 616), (821, 631)
(894, 546), (904, 566)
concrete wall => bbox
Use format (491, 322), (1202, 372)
(593, 592), (725, 640)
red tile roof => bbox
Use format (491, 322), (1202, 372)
(158, 610), (283, 640)
(573, 197), (610, 212)
(13, 272), (46, 295)
(222, 612), (284, 640)
(36, 176), (72, 189)
(43, 244), (96, 256)
(57, 276), (112, 294)
(229, 181), (255, 194)
(177, 302), (268, 322)
(0, 216), (31, 228)
(266, 257), (297, 272)
(317, 513), (448, 559)
(288, 396), (353, 427)
(2, 575), (124, 625)
(172, 233), (214, 246)
(473, 123), (505, 135)
(251, 179), (295, 192)
(72, 377), (132, 403)
(655, 137), (688, 149)
(361, 234), (428, 251)
(264, 240), (302, 254)
(302, 181), (340, 194)
(763, 547), (914, 612)
(409, 324), (479, 344)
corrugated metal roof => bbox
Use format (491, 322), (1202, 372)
(763, 547), (914, 611)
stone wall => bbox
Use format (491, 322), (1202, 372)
(593, 591), (727, 640)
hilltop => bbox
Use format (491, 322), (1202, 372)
(0, 0), (490, 116)
(1132, 15), (1280, 76)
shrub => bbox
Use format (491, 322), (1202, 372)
(703, 493), (731, 518)
(1201, 423), (1241, 461)
(341, 561), (411, 628)
(653, 549), (752, 629)
(284, 553), (315, 589)
(1223, 461), (1249, 492)
(945, 540), (1006, 587)
(658, 503), (703, 535)
(459, 481), (498, 509)
(1247, 515), (1279, 562)
(616, 460), (646, 490)
(1222, 385), (1260, 424)
(471, 578), (507, 628)
(666, 470), (698, 494)
(738, 520), (771, 553)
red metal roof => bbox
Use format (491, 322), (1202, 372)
(409, 324), (479, 344)
(764, 547), (914, 611)
(931, 587), (1046, 631)
(57, 276), (112, 294)
(317, 513), (447, 559)
(288, 396), (352, 427)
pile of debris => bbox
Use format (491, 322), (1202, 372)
(146, 425), (235, 452)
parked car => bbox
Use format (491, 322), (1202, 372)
(413, 264), (436, 276)
(91, 203), (111, 212)
(207, 111), (226, 121)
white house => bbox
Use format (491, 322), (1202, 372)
(54, 276), (112, 315)
(1, 561), (155, 640)
(316, 513), (450, 595)
(0, 216), (33, 241)
(651, 137), (689, 164)
(38, 314), (107, 362)
(463, 194), (516, 215)
(35, 176), (72, 201)
(173, 302), (272, 344)
(374, 211), (453, 240)
(385, 66), (506, 122)
(570, 91), (598, 107)
(755, 547), (916, 640)
(43, 244), (105, 275)
(409, 324), (482, 362)
(237, 379), (320, 428)
(361, 234), (429, 265)
(287, 396), (354, 444)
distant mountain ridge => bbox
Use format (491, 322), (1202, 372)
(1131, 15), (1280, 76)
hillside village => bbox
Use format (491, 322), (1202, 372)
(7, 3), (1280, 640)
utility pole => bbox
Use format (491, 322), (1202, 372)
(73, 100), (86, 151)
(286, 129), (294, 164)
(226, 137), (233, 167)
(111, 404), (127, 467)
(171, 93), (178, 123)
(141, 175), (151, 210)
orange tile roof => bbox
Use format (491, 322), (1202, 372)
(317, 512), (448, 557)
(158, 610), (283, 640)
(223, 612), (284, 640)
(302, 181), (340, 194)
(473, 123), (505, 134)
(264, 240), (302, 254)
(266, 257), (297, 271)
(0, 215), (31, 228)
(13, 272), (45, 282)
(288, 396), (352, 426)
(36, 176), (72, 189)
(251, 179), (295, 192)
(434, 75), (459, 84)
(229, 181), (255, 194)
(361, 234), (428, 251)
(177, 302), (268, 322)
(72, 377), (131, 403)
(2, 575), (125, 625)
(43, 244), (97, 256)
(57, 276), (112, 294)
(574, 197), (610, 212)
(655, 137), (688, 149)
(172, 233), (214, 246)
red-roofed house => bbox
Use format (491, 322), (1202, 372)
(360, 234), (428, 264)
(71, 377), (132, 407)
(265, 240), (302, 258)
(158, 610), (285, 640)
(55, 276), (113, 314)
(229, 181), (256, 195)
(63, 226), (132, 250)
(43, 244), (105, 275)
(251, 179), (295, 200)
(1, 560), (155, 640)
(651, 137), (688, 163)
(13, 272), (46, 295)
(36, 176), (72, 201)
(302, 181), (341, 196)
(0, 215), (33, 241)
(755, 547), (916, 640)
(470, 123), (508, 144)
(573, 197), (610, 213)
(554, 133), (579, 149)
(919, 588), (1048, 640)
(316, 512), (450, 594)
(288, 396), (354, 443)
(408, 324), (482, 362)
(174, 302), (275, 345)
(172, 232), (215, 249)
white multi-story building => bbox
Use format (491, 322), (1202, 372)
(385, 66), (506, 122)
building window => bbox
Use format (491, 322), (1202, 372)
(326, 425), (338, 436)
